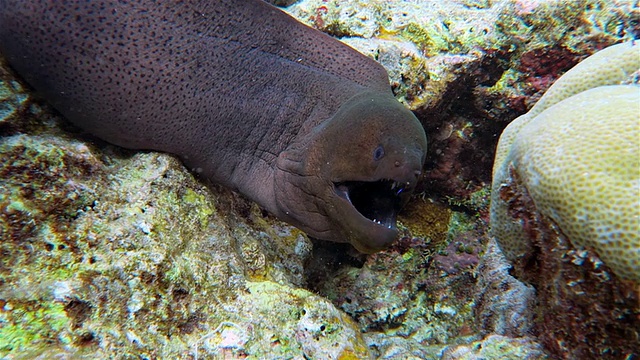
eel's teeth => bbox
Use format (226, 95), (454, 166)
(336, 184), (351, 202)
(371, 219), (390, 227)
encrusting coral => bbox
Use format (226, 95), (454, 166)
(490, 41), (640, 283)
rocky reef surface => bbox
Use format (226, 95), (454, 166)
(1, 0), (638, 359)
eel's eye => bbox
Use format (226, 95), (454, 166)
(373, 145), (385, 161)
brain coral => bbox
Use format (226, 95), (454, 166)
(490, 41), (640, 282)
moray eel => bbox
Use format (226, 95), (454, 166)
(0, 0), (427, 253)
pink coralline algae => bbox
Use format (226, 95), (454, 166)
(433, 234), (481, 276)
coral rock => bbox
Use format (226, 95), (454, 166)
(490, 41), (640, 358)
(491, 41), (640, 282)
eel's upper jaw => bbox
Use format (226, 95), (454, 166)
(333, 179), (412, 252)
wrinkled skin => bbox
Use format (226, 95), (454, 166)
(276, 91), (426, 253)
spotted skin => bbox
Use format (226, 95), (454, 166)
(0, 0), (427, 252)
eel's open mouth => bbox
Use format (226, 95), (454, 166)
(334, 179), (409, 229)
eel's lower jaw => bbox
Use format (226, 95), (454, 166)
(334, 179), (410, 233)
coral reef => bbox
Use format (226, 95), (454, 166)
(306, 203), (546, 358)
(2, 1), (639, 359)
(490, 42), (640, 358)
(491, 42), (640, 282)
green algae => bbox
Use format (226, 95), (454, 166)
(446, 186), (491, 217)
(400, 22), (450, 55)
(447, 211), (476, 240)
(0, 301), (71, 353)
(487, 68), (520, 94)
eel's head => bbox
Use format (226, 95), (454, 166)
(275, 91), (427, 253)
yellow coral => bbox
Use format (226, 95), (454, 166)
(494, 41), (640, 175)
(491, 42), (640, 282)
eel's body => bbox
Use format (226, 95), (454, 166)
(0, 0), (427, 253)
